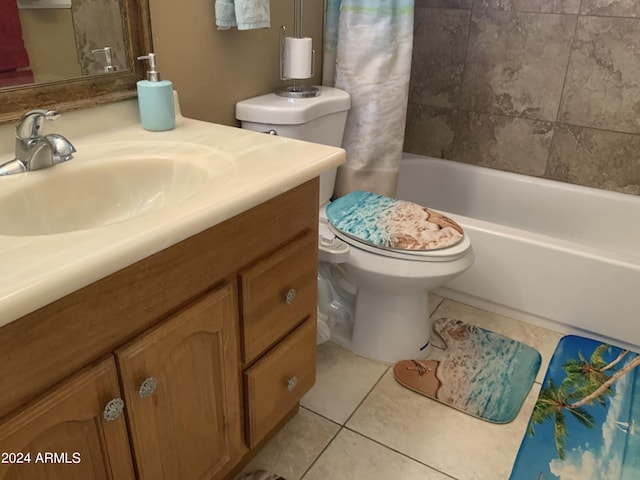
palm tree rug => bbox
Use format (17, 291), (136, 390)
(394, 317), (542, 423)
(510, 335), (640, 480)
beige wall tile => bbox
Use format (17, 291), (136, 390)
(474, 0), (581, 13)
(558, 16), (640, 135)
(403, 104), (457, 159)
(416, 0), (472, 8)
(581, 0), (640, 17)
(460, 11), (576, 122)
(406, 1), (640, 196)
(548, 125), (640, 195)
(410, 8), (470, 109)
(452, 111), (554, 176)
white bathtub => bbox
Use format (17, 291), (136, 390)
(397, 153), (640, 350)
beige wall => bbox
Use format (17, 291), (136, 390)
(148, 0), (324, 126)
(405, 0), (640, 196)
(19, 1), (127, 83)
(19, 9), (82, 83)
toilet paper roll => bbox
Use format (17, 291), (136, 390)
(283, 37), (313, 79)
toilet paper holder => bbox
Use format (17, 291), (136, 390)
(275, 0), (319, 99)
(279, 26), (316, 82)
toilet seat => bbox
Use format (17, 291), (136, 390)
(330, 226), (471, 262)
(325, 191), (469, 262)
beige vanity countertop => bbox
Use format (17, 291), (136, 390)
(0, 100), (345, 327)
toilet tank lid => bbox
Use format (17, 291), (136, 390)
(236, 86), (351, 125)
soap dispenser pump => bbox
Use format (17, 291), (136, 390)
(136, 53), (175, 131)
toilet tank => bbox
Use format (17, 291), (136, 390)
(236, 86), (350, 204)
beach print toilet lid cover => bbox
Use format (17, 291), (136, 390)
(326, 191), (464, 252)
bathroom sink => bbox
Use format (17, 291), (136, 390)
(0, 141), (234, 236)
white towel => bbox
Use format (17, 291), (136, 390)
(215, 0), (270, 30)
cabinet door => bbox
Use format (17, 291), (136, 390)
(0, 357), (135, 480)
(116, 283), (244, 480)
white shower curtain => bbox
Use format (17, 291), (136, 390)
(323, 0), (414, 198)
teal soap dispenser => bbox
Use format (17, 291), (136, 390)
(136, 53), (175, 131)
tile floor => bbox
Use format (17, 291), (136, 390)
(238, 295), (565, 480)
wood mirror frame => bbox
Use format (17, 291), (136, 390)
(0, 0), (152, 125)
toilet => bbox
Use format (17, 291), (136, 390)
(236, 86), (474, 363)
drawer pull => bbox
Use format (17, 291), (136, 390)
(103, 398), (125, 421)
(139, 377), (158, 398)
(287, 376), (298, 392)
(285, 288), (297, 305)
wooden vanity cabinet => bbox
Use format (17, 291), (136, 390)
(244, 317), (316, 448)
(0, 179), (319, 480)
(0, 357), (135, 480)
(117, 283), (243, 480)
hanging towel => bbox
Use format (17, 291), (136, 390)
(0, 69), (34, 88)
(0, 0), (31, 72)
(215, 0), (270, 30)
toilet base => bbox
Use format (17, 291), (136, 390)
(348, 288), (431, 364)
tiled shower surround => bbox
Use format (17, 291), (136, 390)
(404, 0), (640, 195)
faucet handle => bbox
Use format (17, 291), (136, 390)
(16, 109), (60, 140)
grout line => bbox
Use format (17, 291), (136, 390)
(299, 365), (390, 479)
(299, 423), (344, 480)
(429, 295), (446, 318)
(299, 405), (342, 427)
(448, 2), (475, 158)
(454, 106), (640, 138)
(553, 9), (581, 125)
(298, 363), (392, 478)
(341, 365), (391, 427)
(342, 427), (459, 480)
(546, 1), (582, 181)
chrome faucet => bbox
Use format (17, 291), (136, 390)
(0, 109), (76, 176)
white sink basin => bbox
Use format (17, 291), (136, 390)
(0, 141), (234, 236)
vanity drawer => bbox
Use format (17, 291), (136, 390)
(239, 232), (317, 364)
(244, 317), (316, 448)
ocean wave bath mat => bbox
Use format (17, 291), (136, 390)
(393, 318), (542, 423)
(510, 335), (640, 480)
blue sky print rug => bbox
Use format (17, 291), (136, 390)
(510, 335), (640, 480)
(394, 318), (541, 423)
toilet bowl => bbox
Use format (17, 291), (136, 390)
(236, 87), (474, 363)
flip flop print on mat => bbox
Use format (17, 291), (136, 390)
(394, 317), (541, 423)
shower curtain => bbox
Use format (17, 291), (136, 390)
(323, 0), (414, 198)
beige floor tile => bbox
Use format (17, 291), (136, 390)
(238, 408), (340, 480)
(432, 299), (563, 383)
(347, 370), (540, 480)
(301, 341), (388, 424)
(302, 429), (452, 480)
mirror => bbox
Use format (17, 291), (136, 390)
(0, 0), (151, 124)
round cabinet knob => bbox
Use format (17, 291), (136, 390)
(287, 376), (298, 392)
(103, 398), (125, 421)
(139, 377), (158, 398)
(285, 289), (297, 305)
